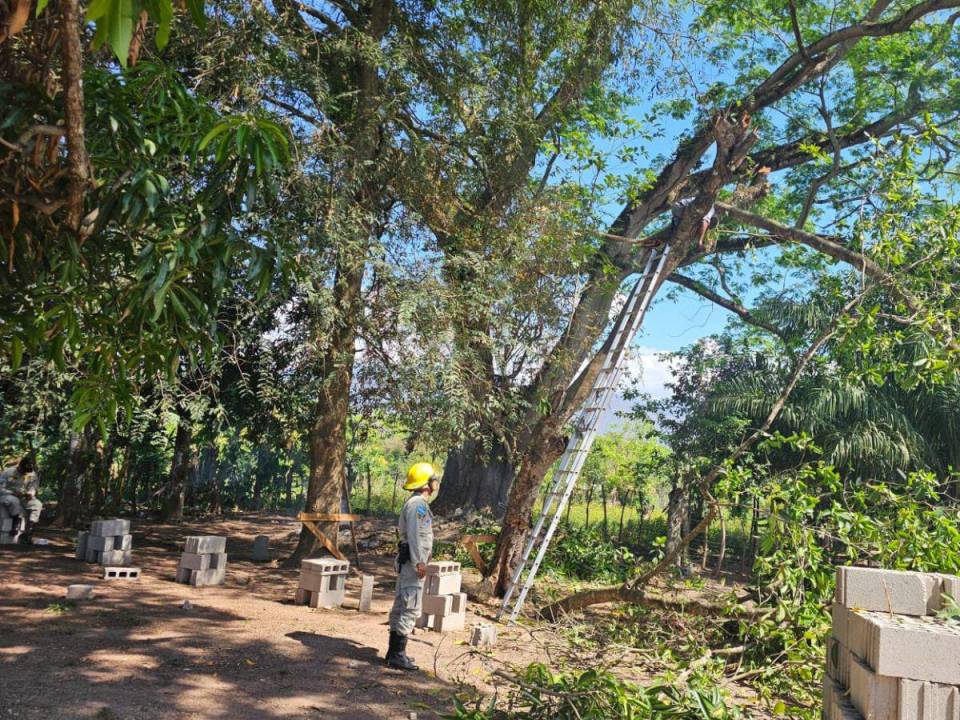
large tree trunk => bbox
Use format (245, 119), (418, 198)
(486, 420), (567, 595)
(283, 0), (390, 565)
(434, 438), (514, 518)
(666, 479), (690, 568)
(53, 429), (91, 527)
(160, 419), (192, 522)
(480, 116), (765, 596)
(287, 260), (363, 563)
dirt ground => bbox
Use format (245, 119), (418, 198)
(0, 513), (572, 720)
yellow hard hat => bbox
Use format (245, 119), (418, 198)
(404, 462), (436, 490)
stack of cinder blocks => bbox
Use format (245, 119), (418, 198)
(417, 561), (467, 632)
(176, 536), (227, 587)
(825, 566), (960, 720)
(76, 519), (133, 566)
(0, 503), (19, 544)
(295, 558), (349, 608)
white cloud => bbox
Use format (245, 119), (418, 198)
(598, 346), (678, 431)
(621, 345), (678, 400)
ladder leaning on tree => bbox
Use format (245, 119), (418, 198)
(497, 243), (672, 623)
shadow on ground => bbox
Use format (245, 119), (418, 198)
(0, 521), (459, 720)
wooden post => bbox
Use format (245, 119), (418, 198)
(365, 463), (372, 514)
(460, 534), (497, 576)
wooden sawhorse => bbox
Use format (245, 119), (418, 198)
(298, 512), (363, 569)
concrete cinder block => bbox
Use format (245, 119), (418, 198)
(252, 535), (270, 562)
(298, 570), (345, 594)
(847, 610), (871, 660)
(115, 534), (133, 551)
(833, 603), (850, 646)
(849, 655), (898, 720)
(422, 594), (453, 617)
(415, 613), (434, 629)
(426, 573), (461, 596)
(175, 566), (192, 583)
(306, 587), (345, 609)
(209, 552), (227, 569)
(75, 531), (89, 560)
(451, 592), (468, 614)
(301, 558), (350, 576)
(837, 566), (941, 615)
(434, 609), (465, 633)
(358, 575), (374, 612)
(470, 623), (497, 648)
(190, 566), (225, 587)
(860, 611), (960, 685)
(103, 566), (140, 580)
(898, 679), (960, 720)
(825, 676), (863, 720)
(179, 552), (212, 571)
(65, 584), (95, 600)
(87, 534), (114, 552)
(184, 536), (226, 554)
(827, 637), (852, 687)
(100, 549), (132, 566)
(426, 561), (460, 576)
(90, 518), (131, 537)
(295, 585), (346, 609)
(937, 574), (960, 606)
(85, 547), (101, 564)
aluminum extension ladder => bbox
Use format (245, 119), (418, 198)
(497, 244), (672, 623)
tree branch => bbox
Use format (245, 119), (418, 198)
(669, 272), (788, 341)
(60, 0), (93, 235)
(717, 202), (956, 345)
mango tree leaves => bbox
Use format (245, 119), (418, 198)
(34, 0), (201, 67)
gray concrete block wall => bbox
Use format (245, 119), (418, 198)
(176, 537), (228, 586)
(295, 558), (349, 608)
(78, 519), (133, 565)
(837, 567), (941, 616)
(184, 536), (226, 554)
(419, 564), (466, 633)
(825, 567), (960, 720)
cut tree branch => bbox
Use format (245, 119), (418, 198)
(669, 272), (789, 341)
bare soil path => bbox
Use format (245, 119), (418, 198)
(0, 513), (559, 720)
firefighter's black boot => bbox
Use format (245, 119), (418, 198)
(386, 631), (418, 671)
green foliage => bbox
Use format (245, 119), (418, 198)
(542, 525), (634, 583)
(1, 57), (290, 430)
(447, 663), (738, 719)
(738, 436), (960, 716)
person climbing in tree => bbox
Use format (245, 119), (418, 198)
(385, 462), (438, 671)
(671, 164), (771, 253)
